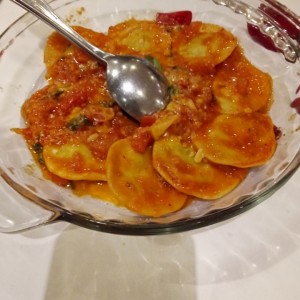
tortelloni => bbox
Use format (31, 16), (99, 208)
(17, 13), (277, 217)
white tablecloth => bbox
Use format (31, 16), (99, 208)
(0, 0), (299, 299)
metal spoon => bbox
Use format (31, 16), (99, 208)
(11, 0), (170, 121)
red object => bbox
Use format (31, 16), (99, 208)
(273, 125), (282, 140)
(260, 2), (300, 40)
(130, 129), (154, 153)
(247, 0), (300, 51)
(264, 0), (300, 40)
(291, 97), (300, 114)
(140, 115), (157, 127)
(247, 23), (278, 51)
(156, 11), (192, 26)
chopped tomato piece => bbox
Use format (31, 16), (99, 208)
(140, 115), (157, 127)
(130, 128), (154, 153)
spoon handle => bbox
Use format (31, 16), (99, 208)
(10, 0), (112, 62)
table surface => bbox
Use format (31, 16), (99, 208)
(0, 0), (299, 299)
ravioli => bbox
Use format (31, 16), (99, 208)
(106, 138), (187, 217)
(107, 19), (172, 63)
(150, 112), (180, 140)
(43, 143), (107, 180)
(74, 181), (120, 206)
(213, 47), (273, 114)
(172, 22), (237, 69)
(44, 26), (111, 83)
(192, 113), (276, 168)
(153, 136), (248, 199)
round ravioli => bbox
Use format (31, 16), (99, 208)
(150, 112), (180, 140)
(108, 19), (172, 63)
(172, 22), (237, 69)
(193, 113), (276, 168)
(44, 31), (71, 70)
(43, 143), (107, 181)
(106, 138), (187, 217)
(74, 181), (121, 206)
(213, 47), (273, 114)
(153, 136), (248, 199)
(44, 26), (110, 82)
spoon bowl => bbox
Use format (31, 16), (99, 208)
(11, 0), (170, 121)
(106, 55), (169, 120)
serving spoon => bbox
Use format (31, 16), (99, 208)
(11, 0), (170, 121)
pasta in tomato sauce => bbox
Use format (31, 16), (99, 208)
(16, 13), (276, 217)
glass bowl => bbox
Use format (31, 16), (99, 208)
(0, 0), (299, 235)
